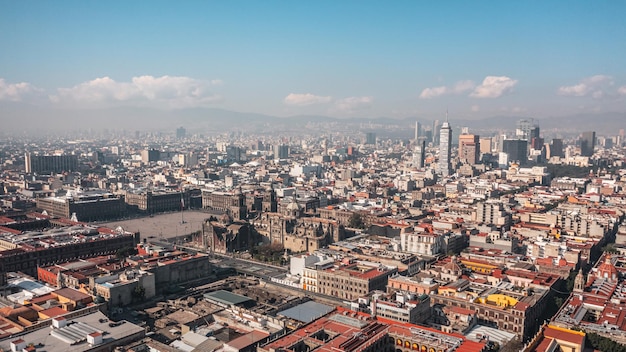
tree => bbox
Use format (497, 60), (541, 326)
(602, 243), (619, 254)
(586, 332), (626, 352)
(132, 284), (145, 302)
(116, 246), (138, 259)
(348, 213), (365, 229)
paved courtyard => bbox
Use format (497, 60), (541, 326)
(100, 211), (213, 241)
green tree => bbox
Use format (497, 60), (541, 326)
(132, 285), (145, 302)
(586, 333), (626, 352)
(348, 213), (365, 229)
(602, 243), (619, 254)
(116, 246), (138, 259)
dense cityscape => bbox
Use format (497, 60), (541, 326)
(2, 1), (626, 352)
(0, 118), (624, 352)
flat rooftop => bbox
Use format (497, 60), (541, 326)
(0, 311), (144, 352)
(278, 301), (335, 323)
(204, 290), (253, 307)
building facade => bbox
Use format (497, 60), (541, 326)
(437, 121), (452, 176)
(25, 153), (78, 174)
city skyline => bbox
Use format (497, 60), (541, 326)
(1, 0), (625, 126)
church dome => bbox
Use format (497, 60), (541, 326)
(597, 255), (618, 281)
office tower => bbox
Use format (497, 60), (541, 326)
(140, 149), (160, 163)
(432, 120), (441, 145)
(413, 139), (425, 168)
(176, 126), (186, 139)
(580, 131), (596, 156)
(179, 152), (198, 167)
(549, 139), (564, 158)
(414, 121), (421, 140)
(226, 146), (242, 161)
(502, 139), (528, 165)
(274, 144), (289, 159)
(459, 132), (480, 165)
(479, 137), (493, 154)
(365, 132), (376, 145)
(529, 126), (543, 150)
(530, 136), (544, 151)
(515, 118), (535, 140)
(24, 153), (78, 174)
(437, 118), (452, 176)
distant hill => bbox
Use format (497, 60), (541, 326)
(1, 103), (624, 136)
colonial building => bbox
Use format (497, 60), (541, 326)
(36, 192), (125, 221)
(316, 259), (397, 301)
(253, 213), (346, 253)
(125, 189), (192, 214)
(196, 216), (256, 254)
(202, 188), (247, 220)
(0, 224), (138, 281)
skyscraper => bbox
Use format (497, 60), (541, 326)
(580, 131), (596, 156)
(413, 139), (425, 168)
(437, 116), (452, 176)
(515, 118), (535, 140)
(274, 144), (289, 159)
(365, 132), (376, 145)
(459, 131), (480, 165)
(432, 120), (441, 145)
(176, 126), (186, 139)
(479, 137), (493, 154)
(502, 139), (528, 165)
(414, 121), (421, 140)
(549, 139), (564, 158)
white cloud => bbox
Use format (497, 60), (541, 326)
(419, 80), (474, 99)
(616, 86), (626, 96)
(558, 75), (613, 98)
(453, 80), (475, 93)
(334, 96), (373, 113)
(470, 76), (518, 98)
(419, 86), (448, 99)
(50, 75), (222, 108)
(0, 78), (42, 102)
(284, 93), (332, 106)
(470, 105), (480, 112)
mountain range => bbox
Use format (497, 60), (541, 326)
(2, 103), (624, 137)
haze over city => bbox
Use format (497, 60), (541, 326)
(1, 1), (625, 132)
(2, 2), (626, 352)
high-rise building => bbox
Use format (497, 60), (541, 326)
(437, 118), (452, 176)
(365, 132), (376, 145)
(459, 132), (480, 165)
(549, 139), (564, 158)
(24, 153), (79, 174)
(580, 131), (596, 156)
(479, 137), (493, 154)
(273, 144), (289, 159)
(414, 121), (421, 140)
(140, 149), (160, 163)
(529, 126), (543, 150)
(432, 120), (441, 145)
(413, 139), (425, 168)
(176, 126), (186, 139)
(179, 152), (198, 167)
(226, 146), (242, 162)
(502, 139), (528, 165)
(516, 118), (535, 140)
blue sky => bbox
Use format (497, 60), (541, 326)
(1, 0), (625, 119)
